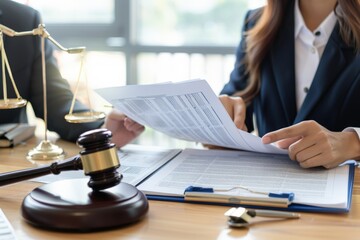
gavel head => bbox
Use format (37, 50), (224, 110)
(76, 129), (122, 191)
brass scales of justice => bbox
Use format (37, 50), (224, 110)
(0, 23), (106, 161)
(0, 23), (148, 232)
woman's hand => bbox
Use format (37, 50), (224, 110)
(219, 95), (247, 131)
(104, 109), (145, 148)
(203, 95), (248, 150)
(262, 120), (360, 168)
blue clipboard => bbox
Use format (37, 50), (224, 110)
(145, 164), (355, 213)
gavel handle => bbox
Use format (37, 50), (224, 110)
(0, 155), (83, 187)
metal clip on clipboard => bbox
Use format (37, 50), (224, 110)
(183, 186), (295, 208)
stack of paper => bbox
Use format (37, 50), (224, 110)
(0, 209), (17, 239)
(95, 79), (286, 155)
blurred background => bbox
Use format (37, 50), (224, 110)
(16, 0), (265, 148)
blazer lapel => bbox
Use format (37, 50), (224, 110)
(270, 3), (297, 125)
(294, 24), (348, 123)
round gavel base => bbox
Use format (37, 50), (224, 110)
(21, 179), (149, 232)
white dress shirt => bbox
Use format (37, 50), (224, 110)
(294, 0), (360, 140)
(294, 0), (337, 110)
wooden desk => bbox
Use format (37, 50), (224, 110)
(1, 137), (360, 240)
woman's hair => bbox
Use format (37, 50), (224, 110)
(237, 0), (360, 104)
(336, 1), (360, 50)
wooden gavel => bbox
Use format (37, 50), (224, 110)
(0, 129), (122, 191)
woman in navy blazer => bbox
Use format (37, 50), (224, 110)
(0, 0), (143, 146)
(220, 0), (360, 168)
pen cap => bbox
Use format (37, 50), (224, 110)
(224, 207), (252, 223)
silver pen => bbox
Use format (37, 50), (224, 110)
(249, 209), (301, 218)
(225, 207), (300, 228)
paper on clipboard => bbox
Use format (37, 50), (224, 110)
(137, 148), (351, 210)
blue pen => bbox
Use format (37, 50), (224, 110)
(184, 185), (295, 201)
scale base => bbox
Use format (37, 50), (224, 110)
(26, 140), (65, 163)
(21, 179), (149, 232)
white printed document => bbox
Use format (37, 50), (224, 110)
(138, 148), (351, 210)
(0, 209), (17, 240)
(95, 79), (286, 155)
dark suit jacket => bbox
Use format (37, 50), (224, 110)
(221, 0), (360, 136)
(0, 0), (102, 142)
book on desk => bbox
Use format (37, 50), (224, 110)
(33, 79), (356, 213)
(0, 123), (36, 147)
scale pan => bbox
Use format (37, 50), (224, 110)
(0, 98), (27, 109)
(65, 111), (106, 123)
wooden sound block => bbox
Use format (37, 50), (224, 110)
(21, 179), (149, 232)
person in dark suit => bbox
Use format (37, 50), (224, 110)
(0, 0), (143, 146)
(220, 0), (360, 168)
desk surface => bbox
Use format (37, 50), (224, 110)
(1, 137), (360, 240)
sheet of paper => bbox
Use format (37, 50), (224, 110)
(0, 209), (17, 240)
(137, 148), (350, 208)
(95, 79), (287, 155)
(33, 145), (181, 186)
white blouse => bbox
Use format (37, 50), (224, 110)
(294, 0), (360, 140)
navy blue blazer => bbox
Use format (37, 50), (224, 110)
(221, 1), (360, 137)
(0, 0), (102, 142)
